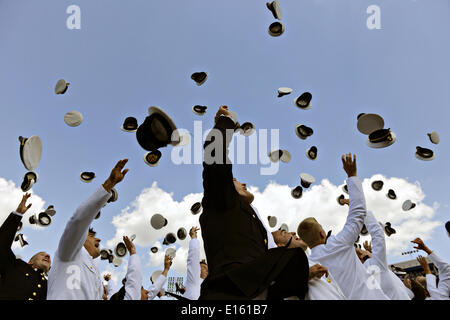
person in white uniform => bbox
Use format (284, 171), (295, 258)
(183, 226), (208, 300)
(414, 238), (449, 300)
(146, 255), (173, 300)
(297, 153), (388, 300)
(47, 159), (129, 300)
(272, 229), (346, 300)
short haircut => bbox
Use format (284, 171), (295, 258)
(297, 217), (321, 248)
(88, 227), (96, 236)
(200, 259), (207, 266)
(410, 279), (427, 300)
(29, 252), (45, 264)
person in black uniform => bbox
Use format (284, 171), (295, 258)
(199, 106), (310, 300)
(0, 193), (51, 300)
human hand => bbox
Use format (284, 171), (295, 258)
(189, 226), (200, 239)
(15, 193), (32, 215)
(341, 153), (357, 178)
(411, 238), (432, 254)
(123, 236), (136, 255)
(417, 255), (431, 274)
(164, 255), (173, 271)
(103, 274), (111, 281)
(363, 240), (372, 253)
(308, 264), (329, 280)
(103, 159), (129, 192)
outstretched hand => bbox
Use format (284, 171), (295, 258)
(363, 240), (372, 253)
(103, 159), (129, 192)
(189, 226), (200, 239)
(411, 238), (432, 255)
(16, 193), (32, 215)
(417, 255), (431, 274)
(123, 236), (136, 256)
(341, 153), (357, 178)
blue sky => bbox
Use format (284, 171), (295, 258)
(0, 0), (449, 295)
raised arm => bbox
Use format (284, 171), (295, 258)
(364, 211), (388, 270)
(184, 227), (201, 299)
(123, 236), (142, 300)
(202, 106), (238, 211)
(334, 154), (367, 246)
(147, 255), (172, 300)
(56, 159), (129, 261)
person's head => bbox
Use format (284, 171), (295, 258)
(297, 217), (327, 248)
(28, 252), (51, 273)
(233, 178), (254, 204)
(410, 278), (429, 300)
(200, 259), (208, 279)
(272, 230), (307, 251)
(355, 247), (372, 264)
(84, 228), (101, 259)
(140, 287), (149, 300)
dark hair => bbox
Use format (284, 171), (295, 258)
(410, 280), (427, 300)
(88, 227), (96, 236)
(200, 259), (207, 266)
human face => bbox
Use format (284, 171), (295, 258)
(200, 263), (208, 279)
(141, 287), (149, 300)
(272, 230), (307, 250)
(29, 252), (51, 273)
(84, 232), (101, 259)
(233, 178), (254, 204)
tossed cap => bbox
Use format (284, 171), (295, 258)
(386, 189), (397, 200)
(300, 173), (315, 188)
(268, 21), (285, 37)
(177, 227), (187, 240)
(294, 92), (312, 110)
(279, 223), (289, 232)
(54, 79), (70, 94)
(291, 186), (303, 199)
(165, 247), (176, 259)
(415, 146), (435, 161)
(191, 72), (208, 86)
(112, 256), (123, 267)
(151, 270), (163, 283)
(19, 136), (42, 172)
(295, 124), (314, 140)
(337, 194), (346, 206)
(163, 233), (177, 245)
(266, 1), (282, 20)
(427, 131), (439, 145)
(269, 149), (291, 163)
(267, 216), (277, 228)
(17, 221), (23, 232)
(64, 111), (83, 127)
(306, 146), (318, 160)
(21, 171), (38, 192)
(29, 211), (52, 227)
(45, 205), (56, 217)
(121, 117), (138, 132)
(150, 213), (168, 230)
(100, 249), (110, 260)
(192, 105), (207, 116)
(239, 122), (255, 137)
(342, 184), (348, 194)
(277, 87), (292, 98)
(151, 246), (158, 253)
(144, 150), (162, 167)
(366, 130), (396, 149)
(14, 234), (28, 248)
(357, 113), (385, 135)
(80, 172), (96, 183)
(402, 200), (416, 211)
(115, 242), (127, 257)
(371, 180), (384, 191)
(445, 221), (450, 235)
(384, 222), (396, 237)
(191, 202), (202, 215)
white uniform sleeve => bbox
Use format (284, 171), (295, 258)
(104, 281), (115, 300)
(56, 186), (111, 262)
(124, 254), (143, 300)
(147, 274), (167, 300)
(364, 211), (388, 271)
(427, 252), (450, 299)
(333, 176), (367, 246)
(184, 238), (201, 299)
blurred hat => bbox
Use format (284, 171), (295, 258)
(177, 227), (187, 240)
(294, 92), (312, 110)
(19, 136), (42, 171)
(386, 189), (397, 200)
(291, 186), (303, 199)
(268, 21), (284, 37)
(115, 242), (127, 257)
(151, 246), (158, 253)
(100, 249), (113, 260)
(29, 211), (52, 227)
(112, 256), (123, 267)
(277, 87), (292, 97)
(402, 200), (416, 211)
(136, 106), (180, 151)
(279, 223), (289, 232)
(144, 150), (162, 167)
(342, 184), (348, 194)
(121, 117), (138, 132)
(191, 202), (202, 215)
(191, 72), (208, 86)
(267, 216), (277, 228)
(366, 129), (396, 148)
(415, 146), (434, 161)
(54, 79), (70, 94)
(306, 146), (317, 160)
(150, 214), (168, 230)
(14, 234), (28, 247)
(17, 221), (23, 232)
(269, 149), (291, 163)
(107, 188), (118, 203)
(80, 172), (96, 183)
(427, 131), (439, 145)
(445, 221), (450, 236)
(295, 124), (314, 140)
(165, 247), (176, 259)
(45, 205), (56, 217)
(64, 111), (83, 127)
(357, 113), (384, 135)
(151, 270), (163, 283)
(239, 122), (255, 136)
(384, 222), (396, 237)
(21, 171), (38, 192)
(337, 194), (346, 206)
(360, 224), (368, 236)
(266, 1), (282, 20)
(163, 233), (177, 245)
(371, 180), (384, 191)
(192, 105), (207, 116)
(300, 173), (315, 188)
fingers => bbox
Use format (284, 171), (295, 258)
(26, 204), (32, 210)
(122, 168), (129, 176)
(116, 159), (129, 170)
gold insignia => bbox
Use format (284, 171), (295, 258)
(38, 284), (41, 288)
(26, 273), (29, 277)
(33, 292), (36, 296)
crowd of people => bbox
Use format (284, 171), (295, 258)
(0, 106), (448, 300)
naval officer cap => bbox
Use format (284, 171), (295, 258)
(29, 211), (52, 227)
(150, 213), (168, 230)
(294, 92), (312, 110)
(306, 146), (318, 160)
(427, 131), (440, 145)
(100, 249), (111, 260)
(342, 184), (348, 194)
(121, 117), (138, 132)
(14, 233), (28, 248)
(19, 136), (42, 172)
(239, 122), (255, 137)
(191, 72), (208, 86)
(115, 242), (127, 258)
(136, 106), (181, 151)
(415, 146), (434, 161)
(64, 111), (83, 127)
(279, 223), (289, 232)
(402, 200), (416, 211)
(144, 150), (162, 167)
(371, 180), (384, 191)
(337, 194), (346, 206)
(277, 87), (292, 98)
(268, 21), (285, 37)
(191, 202), (202, 215)
(151, 270), (163, 283)
(295, 124), (314, 140)
(300, 173), (315, 188)
(291, 186), (303, 199)
(386, 189), (397, 200)
(366, 128), (397, 148)
(21, 171), (38, 192)
(267, 216), (277, 228)
(165, 247), (176, 259)
(151, 246), (158, 253)
(192, 105), (207, 116)
(163, 232), (177, 245)
(177, 227), (187, 240)
(383, 222), (396, 237)
(266, 1), (282, 20)
(54, 79), (70, 94)
(269, 149), (291, 163)
(80, 172), (96, 183)
(112, 256), (123, 267)
(356, 113), (384, 135)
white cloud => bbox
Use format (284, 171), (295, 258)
(0, 177), (46, 230)
(107, 175), (441, 275)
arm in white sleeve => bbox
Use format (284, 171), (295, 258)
(105, 282), (115, 300)
(56, 186), (111, 261)
(425, 274), (444, 300)
(123, 254), (142, 300)
(427, 252), (450, 298)
(184, 239), (201, 299)
(333, 176), (367, 246)
(147, 274), (167, 300)
(364, 211), (388, 271)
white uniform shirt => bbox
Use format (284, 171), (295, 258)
(251, 205), (277, 249)
(306, 259), (346, 300)
(363, 211), (412, 300)
(309, 177), (388, 300)
(425, 252), (450, 300)
(105, 254), (142, 300)
(183, 238), (204, 300)
(147, 274), (166, 300)
(47, 186), (111, 300)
